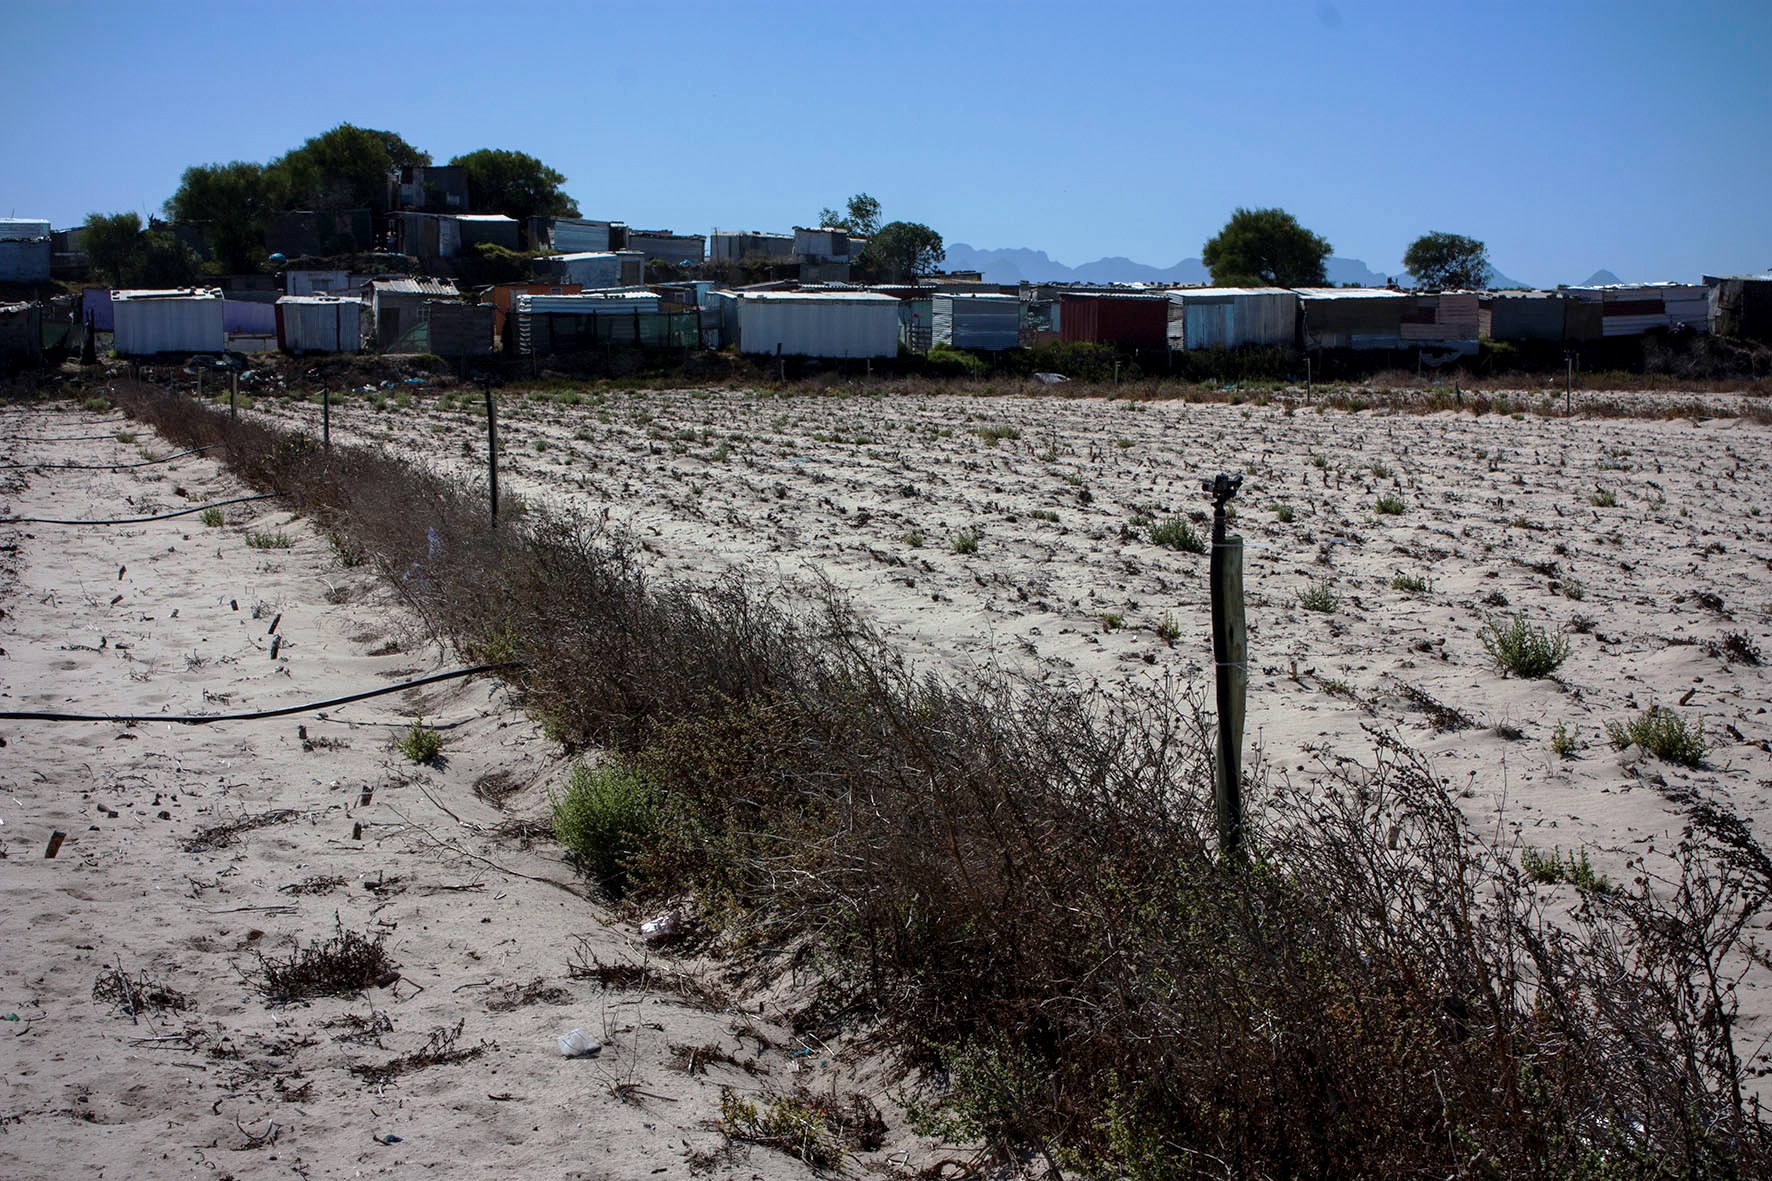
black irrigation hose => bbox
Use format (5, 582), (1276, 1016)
(0, 664), (508, 726)
(5, 433), (132, 443)
(0, 444), (219, 472)
(0, 493), (278, 526)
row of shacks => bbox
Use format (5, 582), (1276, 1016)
(13, 274), (1769, 368)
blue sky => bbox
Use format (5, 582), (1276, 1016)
(4, 0), (1768, 286)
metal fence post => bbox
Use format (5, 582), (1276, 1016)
(1205, 472), (1247, 864)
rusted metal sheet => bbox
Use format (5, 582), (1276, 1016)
(1059, 292), (1168, 350)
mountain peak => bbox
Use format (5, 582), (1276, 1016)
(944, 242), (1397, 288)
(1579, 268), (1622, 286)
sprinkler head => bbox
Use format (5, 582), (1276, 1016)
(1202, 472), (1243, 508)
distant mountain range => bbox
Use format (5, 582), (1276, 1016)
(943, 242), (1537, 290)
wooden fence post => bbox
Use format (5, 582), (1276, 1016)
(321, 382), (331, 450)
(1205, 472), (1247, 864)
(484, 379), (499, 528)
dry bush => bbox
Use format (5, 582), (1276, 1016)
(255, 917), (395, 1003)
(113, 380), (1772, 1176)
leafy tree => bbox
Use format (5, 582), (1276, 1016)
(817, 192), (881, 238)
(83, 212), (146, 285)
(1403, 231), (1490, 290)
(164, 161), (278, 272)
(137, 227), (200, 287)
(864, 221), (944, 282)
(449, 148), (579, 222)
(268, 123), (429, 211)
(1201, 207), (1332, 287)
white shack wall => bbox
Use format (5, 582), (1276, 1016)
(737, 298), (899, 358)
(113, 296), (225, 355)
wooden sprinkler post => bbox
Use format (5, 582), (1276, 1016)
(1204, 472), (1247, 864)
(321, 381), (331, 450)
(483, 378), (499, 528)
(1564, 351), (1574, 416)
(229, 373), (238, 420)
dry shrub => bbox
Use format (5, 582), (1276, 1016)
(256, 917), (395, 1003)
(113, 381), (1772, 1176)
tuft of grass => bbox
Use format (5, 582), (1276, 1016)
(1606, 707), (1706, 767)
(975, 424), (1021, 446)
(1296, 579), (1339, 613)
(1374, 493), (1406, 516)
(551, 762), (659, 896)
(900, 530), (924, 548)
(1521, 847), (1612, 894)
(1156, 612), (1180, 646)
(200, 507), (224, 528)
(1392, 572), (1430, 594)
(256, 917), (394, 1002)
(1148, 515), (1205, 553)
(397, 719), (442, 764)
(1101, 612), (1125, 632)
(1590, 489), (1618, 508)
(114, 429), (137, 444)
(1480, 615), (1570, 679)
(1551, 722), (1577, 758)
(82, 396), (111, 413)
(1561, 577), (1586, 602)
(1270, 503), (1295, 523)
(246, 530), (292, 549)
(718, 1089), (846, 1170)
(1029, 509), (1059, 524)
(952, 527), (981, 555)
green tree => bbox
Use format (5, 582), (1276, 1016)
(864, 221), (944, 282)
(817, 192), (881, 237)
(1403, 231), (1491, 290)
(1201, 207), (1332, 287)
(164, 161), (278, 272)
(268, 123), (429, 211)
(449, 148), (580, 222)
(137, 226), (200, 287)
(83, 211), (146, 285)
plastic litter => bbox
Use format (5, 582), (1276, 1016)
(375, 1133), (403, 1145)
(558, 1028), (601, 1058)
(1033, 372), (1071, 385)
(640, 912), (682, 943)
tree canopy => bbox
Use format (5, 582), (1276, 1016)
(268, 123), (429, 211)
(82, 211), (198, 288)
(1201, 207), (1332, 287)
(449, 148), (579, 223)
(1403, 231), (1490, 290)
(864, 221), (945, 283)
(818, 193), (881, 238)
(164, 161), (278, 272)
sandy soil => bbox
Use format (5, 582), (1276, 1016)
(0, 405), (919, 1180)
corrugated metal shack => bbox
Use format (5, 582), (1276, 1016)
(0, 218), (53, 283)
(368, 277), (460, 350)
(1480, 292), (1569, 342)
(395, 213), (519, 260)
(1399, 292), (1480, 352)
(423, 301), (496, 358)
(625, 230), (705, 267)
(1166, 287), (1297, 349)
(276, 295), (364, 354)
(1565, 283), (1708, 337)
(932, 293), (1020, 350)
(485, 283), (583, 338)
(265, 209), (372, 258)
(112, 288), (225, 356)
(533, 251), (645, 289)
(1705, 274), (1772, 342)
(0, 301), (44, 371)
(528, 217), (623, 254)
(392, 165), (469, 212)
(80, 288), (114, 332)
(725, 291), (900, 358)
(710, 232), (796, 263)
(512, 292), (697, 355)
(285, 270), (355, 297)
(1296, 288), (1412, 350)
(1059, 292), (1169, 350)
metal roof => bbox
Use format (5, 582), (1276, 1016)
(1167, 286), (1294, 300)
(738, 291), (899, 304)
(453, 214), (516, 223)
(369, 277), (459, 296)
(113, 287), (223, 301)
(1293, 288), (1411, 299)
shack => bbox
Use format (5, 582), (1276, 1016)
(1399, 292), (1480, 350)
(932, 292), (1020, 350)
(710, 232), (796, 263)
(265, 209), (372, 258)
(725, 291), (899, 358)
(0, 218), (52, 283)
(485, 282), (583, 338)
(1166, 287), (1297, 349)
(112, 288), (225, 356)
(368, 277), (460, 350)
(532, 251), (645, 289)
(1296, 288), (1412, 350)
(1564, 283), (1708, 337)
(1480, 292), (1569, 343)
(625, 230), (704, 267)
(276, 295), (364, 354)
(0, 301), (44, 371)
(1705, 274), (1772, 342)
(395, 213), (519, 261)
(1059, 291), (1169, 350)
(511, 291), (702, 355)
(528, 217), (623, 253)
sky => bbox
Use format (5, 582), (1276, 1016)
(4, 0), (1769, 287)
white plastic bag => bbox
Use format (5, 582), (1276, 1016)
(557, 1028), (601, 1058)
